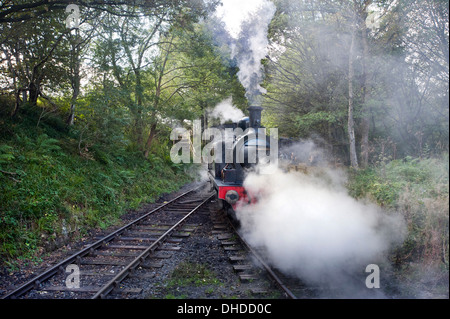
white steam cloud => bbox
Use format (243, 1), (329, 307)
(211, 0), (276, 105)
(236, 144), (406, 297)
(230, 1), (276, 104)
(209, 97), (245, 124)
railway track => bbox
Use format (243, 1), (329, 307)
(210, 208), (297, 299)
(3, 183), (386, 300)
(2, 184), (213, 299)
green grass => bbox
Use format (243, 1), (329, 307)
(0, 105), (196, 268)
(167, 262), (222, 288)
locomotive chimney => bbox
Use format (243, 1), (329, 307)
(248, 106), (263, 129)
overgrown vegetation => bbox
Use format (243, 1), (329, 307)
(0, 104), (196, 267)
(347, 155), (449, 297)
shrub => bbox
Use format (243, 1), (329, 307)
(348, 155), (449, 269)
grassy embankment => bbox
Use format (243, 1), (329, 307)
(347, 155), (449, 297)
(0, 105), (196, 269)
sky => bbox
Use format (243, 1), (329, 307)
(214, 0), (270, 38)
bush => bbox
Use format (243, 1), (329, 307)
(348, 155), (449, 269)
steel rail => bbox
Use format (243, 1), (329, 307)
(229, 222), (298, 299)
(1, 185), (204, 299)
(92, 194), (214, 299)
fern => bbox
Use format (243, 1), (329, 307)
(0, 145), (15, 166)
(36, 134), (62, 155)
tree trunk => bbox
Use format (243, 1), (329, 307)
(348, 24), (359, 169)
(134, 69), (144, 148)
(12, 88), (22, 117)
(28, 81), (39, 106)
(360, 13), (371, 168)
(144, 122), (157, 159)
(67, 86), (79, 126)
(67, 31), (81, 126)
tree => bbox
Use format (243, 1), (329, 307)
(88, 2), (234, 158)
(368, 0), (449, 157)
(348, 14), (359, 168)
(0, 1), (210, 24)
(1, 12), (72, 114)
(142, 21), (241, 158)
(265, 0), (359, 164)
(264, 0), (447, 165)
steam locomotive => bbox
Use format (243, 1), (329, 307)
(208, 106), (273, 212)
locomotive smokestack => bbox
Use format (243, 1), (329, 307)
(248, 106), (263, 129)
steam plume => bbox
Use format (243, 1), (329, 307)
(231, 1), (276, 105)
(210, 0), (276, 106)
(209, 97), (245, 124)
(236, 143), (406, 297)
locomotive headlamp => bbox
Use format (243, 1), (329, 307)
(225, 190), (239, 204)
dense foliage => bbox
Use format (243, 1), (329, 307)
(264, 0), (448, 167)
(0, 103), (195, 265)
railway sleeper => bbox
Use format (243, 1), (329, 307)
(233, 264), (253, 272)
(229, 255), (247, 263)
(223, 245), (241, 251)
(216, 233), (234, 240)
(120, 231), (190, 238)
(133, 226), (196, 232)
(40, 285), (102, 293)
(91, 250), (140, 257)
(221, 240), (238, 245)
(80, 259), (129, 266)
(151, 251), (173, 259)
(239, 273), (259, 282)
(111, 236), (184, 243)
(140, 261), (164, 269)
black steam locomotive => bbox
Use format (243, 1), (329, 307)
(208, 106), (273, 211)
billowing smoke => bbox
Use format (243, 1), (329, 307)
(236, 143), (406, 297)
(231, 1), (276, 105)
(210, 0), (276, 105)
(208, 97), (245, 124)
